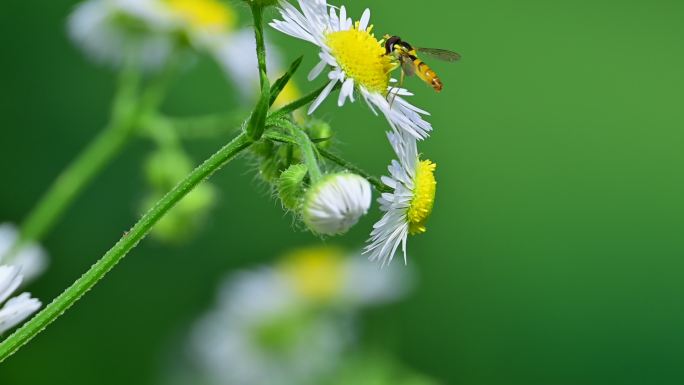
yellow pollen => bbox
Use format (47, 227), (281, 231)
(407, 160), (437, 235)
(278, 246), (346, 302)
(325, 25), (393, 93)
(166, 0), (235, 31)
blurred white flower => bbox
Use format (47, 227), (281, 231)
(0, 265), (41, 335)
(0, 223), (48, 283)
(184, 246), (412, 385)
(68, 0), (299, 105)
(302, 173), (372, 236)
(68, 0), (238, 71)
(211, 28), (283, 101)
(191, 268), (347, 385)
(68, 0), (177, 71)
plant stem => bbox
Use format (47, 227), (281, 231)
(250, 3), (269, 89)
(0, 132), (253, 362)
(318, 147), (391, 193)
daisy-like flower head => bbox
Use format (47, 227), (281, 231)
(0, 265), (41, 335)
(365, 132), (437, 266)
(302, 173), (372, 236)
(270, 0), (433, 140)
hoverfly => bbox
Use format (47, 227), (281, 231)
(384, 35), (461, 93)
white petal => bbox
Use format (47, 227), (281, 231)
(0, 265), (22, 304)
(338, 78), (354, 106)
(308, 78), (338, 114)
(0, 292), (41, 335)
(308, 59), (328, 81)
(358, 9), (371, 31)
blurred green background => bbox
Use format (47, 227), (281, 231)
(2, 0), (684, 384)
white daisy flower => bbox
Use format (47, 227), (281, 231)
(302, 173), (372, 236)
(0, 265), (41, 335)
(270, 0), (433, 140)
(365, 131), (437, 266)
(0, 223), (48, 283)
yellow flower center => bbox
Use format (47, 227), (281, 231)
(407, 160), (437, 235)
(279, 246), (346, 302)
(166, 0), (235, 31)
(325, 25), (393, 93)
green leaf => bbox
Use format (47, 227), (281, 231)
(247, 80), (271, 140)
(269, 56), (304, 107)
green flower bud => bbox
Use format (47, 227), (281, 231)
(277, 164), (308, 211)
(304, 119), (333, 150)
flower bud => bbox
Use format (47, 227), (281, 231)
(277, 164), (308, 211)
(302, 173), (372, 235)
(304, 119), (333, 150)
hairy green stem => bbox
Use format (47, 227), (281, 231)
(250, 3), (269, 89)
(318, 148), (391, 193)
(0, 132), (254, 362)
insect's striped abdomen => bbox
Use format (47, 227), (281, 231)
(414, 59), (443, 92)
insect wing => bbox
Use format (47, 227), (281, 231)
(416, 48), (461, 62)
(400, 55), (416, 77)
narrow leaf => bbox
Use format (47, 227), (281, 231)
(269, 56), (304, 107)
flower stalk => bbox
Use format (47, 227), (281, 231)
(250, 2), (269, 90)
(0, 132), (254, 362)
(318, 147), (390, 193)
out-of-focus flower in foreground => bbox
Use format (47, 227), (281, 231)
(178, 246), (411, 385)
